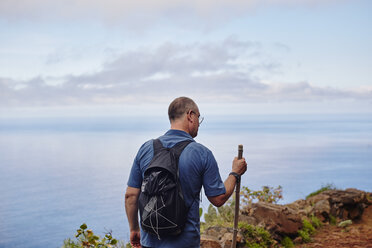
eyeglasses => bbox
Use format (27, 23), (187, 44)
(191, 111), (204, 125)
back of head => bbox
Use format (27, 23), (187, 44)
(168, 97), (197, 122)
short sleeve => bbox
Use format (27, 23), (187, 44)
(127, 156), (142, 188)
(202, 149), (226, 197)
(127, 140), (154, 188)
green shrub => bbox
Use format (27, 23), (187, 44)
(366, 194), (372, 201)
(281, 236), (294, 248)
(302, 219), (315, 235)
(217, 200), (235, 223)
(242, 185), (283, 205)
(306, 183), (337, 199)
(201, 185), (283, 233)
(204, 204), (217, 224)
(310, 215), (322, 229)
(201, 185), (283, 244)
(239, 222), (276, 248)
(298, 230), (311, 243)
(62, 223), (124, 248)
(329, 215), (337, 226)
(201, 198), (236, 232)
(199, 207), (203, 217)
(247, 243), (264, 248)
(297, 219), (316, 244)
(63, 239), (80, 248)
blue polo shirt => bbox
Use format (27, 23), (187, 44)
(127, 129), (226, 248)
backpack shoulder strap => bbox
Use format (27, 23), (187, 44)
(171, 139), (193, 159)
(152, 139), (164, 154)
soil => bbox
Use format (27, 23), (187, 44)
(296, 205), (372, 248)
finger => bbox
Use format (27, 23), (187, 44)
(132, 242), (141, 248)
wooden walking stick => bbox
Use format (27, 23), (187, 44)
(232, 144), (243, 248)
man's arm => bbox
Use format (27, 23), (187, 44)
(208, 157), (247, 207)
(125, 186), (141, 247)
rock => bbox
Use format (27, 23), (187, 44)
(239, 215), (257, 226)
(220, 232), (244, 248)
(241, 202), (303, 239)
(312, 199), (331, 221)
(204, 226), (231, 238)
(220, 233), (233, 248)
(289, 199), (308, 209)
(307, 191), (330, 205)
(293, 236), (303, 244)
(238, 189), (371, 241)
(338, 220), (352, 227)
(200, 234), (221, 248)
(367, 192), (372, 204)
(303, 188), (371, 222)
(201, 189), (371, 246)
(204, 227), (220, 238)
(201, 227), (244, 248)
(349, 227), (360, 235)
(347, 203), (365, 219)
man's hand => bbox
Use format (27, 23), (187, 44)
(130, 230), (141, 248)
(231, 157), (247, 176)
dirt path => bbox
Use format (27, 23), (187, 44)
(296, 205), (372, 248)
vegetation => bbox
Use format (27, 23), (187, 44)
(242, 185), (283, 205)
(298, 229), (311, 243)
(310, 215), (322, 229)
(238, 222), (277, 248)
(201, 199), (235, 232)
(62, 223), (126, 248)
(201, 185), (283, 246)
(201, 185), (283, 232)
(366, 193), (372, 202)
(329, 214), (337, 226)
(306, 183), (337, 199)
(297, 218), (321, 243)
(303, 219), (316, 235)
(280, 236), (294, 248)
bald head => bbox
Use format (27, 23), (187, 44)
(168, 97), (198, 123)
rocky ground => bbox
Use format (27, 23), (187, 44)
(201, 189), (372, 248)
(296, 205), (372, 248)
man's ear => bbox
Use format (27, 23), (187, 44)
(186, 110), (193, 122)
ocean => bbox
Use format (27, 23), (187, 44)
(0, 114), (371, 247)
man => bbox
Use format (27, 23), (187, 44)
(125, 97), (247, 248)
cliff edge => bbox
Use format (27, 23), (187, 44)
(201, 188), (372, 248)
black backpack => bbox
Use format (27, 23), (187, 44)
(138, 139), (192, 239)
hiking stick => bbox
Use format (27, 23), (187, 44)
(232, 145), (243, 248)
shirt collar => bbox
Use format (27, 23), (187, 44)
(165, 129), (194, 140)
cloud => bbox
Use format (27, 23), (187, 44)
(0, 0), (344, 24)
(265, 81), (372, 101)
(1, 38), (370, 108)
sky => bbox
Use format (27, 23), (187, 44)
(1, 0), (371, 117)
